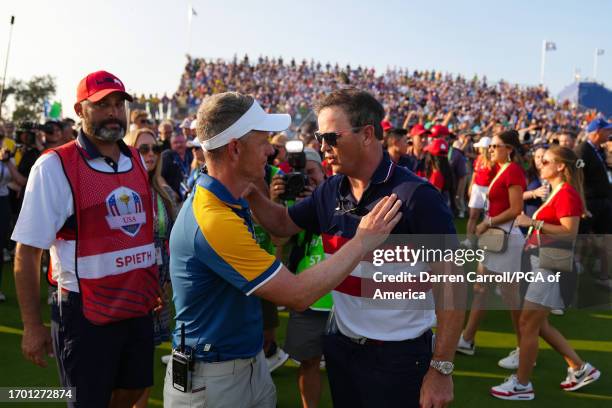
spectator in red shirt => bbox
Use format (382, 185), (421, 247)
(491, 145), (600, 400)
(466, 136), (497, 245)
(423, 137), (453, 206)
(458, 130), (526, 363)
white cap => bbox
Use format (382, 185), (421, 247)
(187, 138), (201, 148)
(179, 118), (192, 129)
(474, 136), (492, 148)
(190, 119), (198, 130)
(201, 100), (291, 151)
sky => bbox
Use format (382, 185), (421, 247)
(0, 0), (610, 119)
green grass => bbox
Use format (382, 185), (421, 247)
(2, 245), (612, 407)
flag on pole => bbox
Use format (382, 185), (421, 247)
(596, 48), (605, 56)
(188, 4), (197, 22)
(545, 41), (557, 51)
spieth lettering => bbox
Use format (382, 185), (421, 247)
(115, 251), (153, 268)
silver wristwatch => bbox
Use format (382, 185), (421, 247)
(430, 360), (454, 375)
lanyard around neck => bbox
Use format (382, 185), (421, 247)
(488, 162), (511, 192)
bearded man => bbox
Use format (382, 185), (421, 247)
(12, 71), (160, 408)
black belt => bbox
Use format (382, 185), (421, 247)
(340, 330), (431, 346)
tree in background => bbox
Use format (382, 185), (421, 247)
(0, 75), (56, 122)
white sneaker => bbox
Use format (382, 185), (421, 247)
(456, 334), (475, 356)
(499, 348), (519, 369)
(550, 309), (564, 316)
(0, 291), (5, 302)
(490, 374), (535, 400)
(265, 343), (289, 372)
(560, 362), (600, 391)
(290, 357), (326, 369)
(161, 354), (171, 365)
(594, 278), (612, 290)
(460, 238), (473, 248)
(498, 348), (537, 370)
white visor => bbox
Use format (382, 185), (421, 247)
(474, 136), (491, 148)
(201, 100), (291, 151)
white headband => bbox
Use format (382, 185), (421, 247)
(201, 100), (291, 151)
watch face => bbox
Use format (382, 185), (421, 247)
(440, 361), (454, 375)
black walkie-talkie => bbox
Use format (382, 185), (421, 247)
(172, 323), (193, 392)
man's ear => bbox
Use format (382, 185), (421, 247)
(363, 124), (377, 146)
(74, 102), (84, 118)
(227, 139), (240, 160)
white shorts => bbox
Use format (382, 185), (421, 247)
(481, 221), (526, 274)
(524, 255), (565, 309)
(468, 184), (488, 210)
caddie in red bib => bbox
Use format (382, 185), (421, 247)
(53, 138), (159, 325)
(12, 70), (159, 408)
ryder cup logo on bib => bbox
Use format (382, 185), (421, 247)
(105, 186), (147, 237)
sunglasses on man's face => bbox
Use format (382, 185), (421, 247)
(138, 143), (164, 154)
(314, 126), (365, 147)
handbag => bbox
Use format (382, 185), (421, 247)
(478, 226), (510, 253)
(478, 163), (513, 254)
(537, 233), (574, 273)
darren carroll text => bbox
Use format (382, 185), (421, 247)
(372, 271), (561, 284)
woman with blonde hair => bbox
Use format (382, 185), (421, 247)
(124, 128), (177, 408)
(491, 145), (601, 400)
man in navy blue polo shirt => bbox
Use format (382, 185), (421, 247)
(164, 91), (404, 408)
(246, 88), (465, 408)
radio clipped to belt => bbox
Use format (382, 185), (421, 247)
(172, 323), (194, 392)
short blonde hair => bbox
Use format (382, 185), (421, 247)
(196, 92), (254, 146)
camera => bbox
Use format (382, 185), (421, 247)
(16, 122), (42, 146)
(279, 140), (309, 201)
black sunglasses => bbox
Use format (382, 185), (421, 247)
(314, 126), (365, 147)
(335, 197), (370, 216)
(138, 143), (164, 154)
(488, 144), (507, 150)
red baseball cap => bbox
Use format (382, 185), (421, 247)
(75, 70), (133, 108)
(424, 138), (449, 157)
(381, 120), (393, 132)
(410, 124), (428, 137)
(429, 124), (450, 138)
